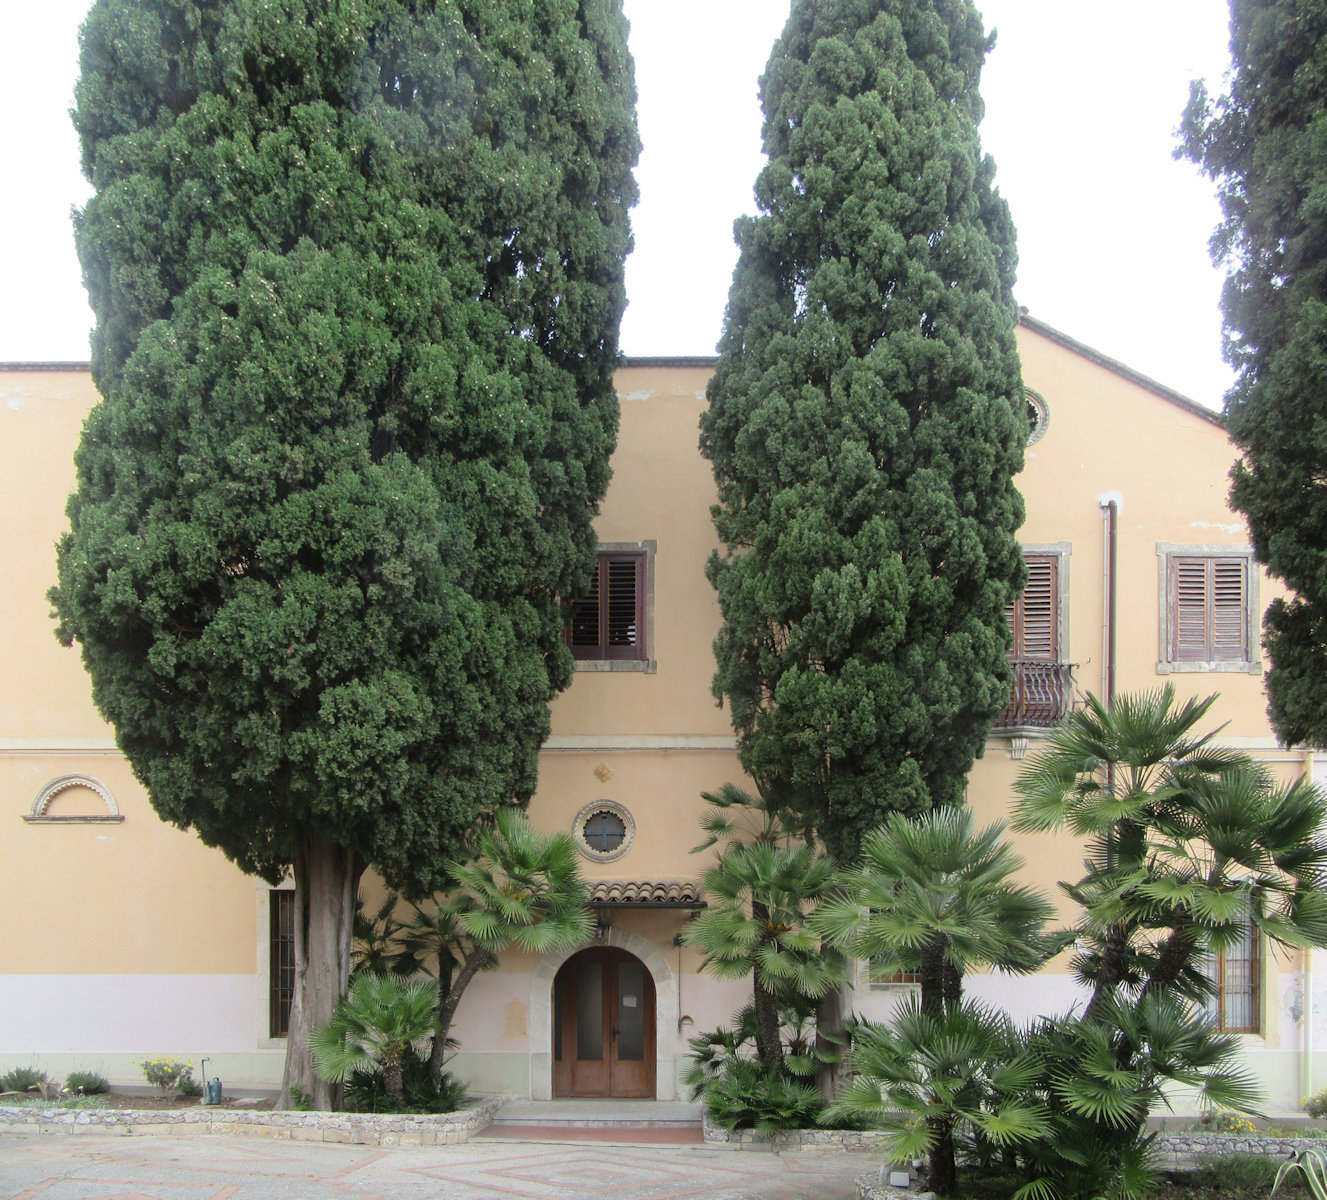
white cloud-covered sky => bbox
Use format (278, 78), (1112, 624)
(1, 1), (1234, 408)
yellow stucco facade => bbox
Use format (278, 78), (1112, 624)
(3, 320), (1322, 1109)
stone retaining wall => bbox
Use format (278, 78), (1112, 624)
(1152, 1132), (1327, 1170)
(702, 1111), (891, 1151)
(0, 1095), (504, 1145)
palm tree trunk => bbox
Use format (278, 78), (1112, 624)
(1085, 922), (1132, 1020)
(927, 1114), (957, 1195)
(428, 946), (493, 1081)
(753, 971), (783, 1066)
(920, 936), (947, 1015)
(1143, 924), (1200, 998)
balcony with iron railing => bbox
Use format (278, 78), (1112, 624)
(996, 659), (1077, 730)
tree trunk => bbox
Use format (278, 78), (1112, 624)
(1142, 923), (1200, 999)
(753, 971), (783, 1066)
(279, 832), (362, 1110)
(382, 1055), (404, 1101)
(428, 946), (493, 1082)
(815, 977), (852, 1102)
(1085, 922), (1132, 1020)
(927, 1114), (957, 1195)
(920, 936), (947, 1015)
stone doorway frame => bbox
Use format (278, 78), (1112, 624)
(530, 927), (677, 1100)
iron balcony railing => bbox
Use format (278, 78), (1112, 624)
(997, 660), (1076, 729)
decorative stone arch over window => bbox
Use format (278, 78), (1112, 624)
(23, 774), (123, 824)
(529, 927), (678, 1100)
(573, 799), (635, 863)
(1025, 387), (1050, 446)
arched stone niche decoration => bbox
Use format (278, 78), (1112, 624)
(24, 774), (123, 824)
(529, 926), (678, 1101)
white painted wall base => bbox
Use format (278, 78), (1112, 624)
(0, 975), (257, 1053)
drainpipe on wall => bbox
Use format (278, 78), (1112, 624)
(1098, 494), (1122, 711)
(1304, 751), (1323, 1104)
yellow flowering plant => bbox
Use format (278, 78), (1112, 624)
(138, 1056), (195, 1098)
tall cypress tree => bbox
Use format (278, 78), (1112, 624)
(1181, 0), (1327, 747)
(55, 0), (637, 1106)
(700, 0), (1025, 861)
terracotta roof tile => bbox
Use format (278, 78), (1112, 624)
(588, 880), (705, 908)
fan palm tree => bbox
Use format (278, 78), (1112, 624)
(686, 835), (845, 1065)
(814, 806), (1065, 1015)
(309, 972), (435, 1102)
(1012, 686), (1327, 1015)
(826, 997), (1049, 1196)
(417, 807), (592, 1080)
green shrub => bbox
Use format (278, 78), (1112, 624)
(57, 1095), (110, 1110)
(1269, 1124), (1327, 1140)
(1307, 1090), (1327, 1120)
(64, 1071), (110, 1096)
(0, 1067), (46, 1095)
(177, 1073), (203, 1099)
(1187, 1152), (1280, 1190)
(342, 1049), (470, 1115)
(699, 1058), (822, 1135)
(138, 1057), (195, 1098)
(1200, 1108), (1259, 1135)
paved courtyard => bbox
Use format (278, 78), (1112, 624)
(0, 1133), (873, 1199)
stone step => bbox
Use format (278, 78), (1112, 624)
(492, 1100), (703, 1129)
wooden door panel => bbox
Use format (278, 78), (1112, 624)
(552, 948), (656, 1098)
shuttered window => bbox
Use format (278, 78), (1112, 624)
(568, 552), (647, 661)
(1006, 555), (1058, 660)
(1169, 556), (1249, 662)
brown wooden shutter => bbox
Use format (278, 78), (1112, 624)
(1007, 555), (1057, 660)
(567, 552), (646, 661)
(569, 566), (602, 652)
(1170, 556), (1247, 661)
(1211, 559), (1248, 658)
(604, 556), (642, 657)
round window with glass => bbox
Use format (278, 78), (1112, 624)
(573, 800), (635, 863)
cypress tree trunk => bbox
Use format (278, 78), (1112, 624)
(280, 834), (361, 1110)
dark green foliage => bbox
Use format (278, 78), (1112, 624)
(64, 1071), (111, 1096)
(700, 0), (1026, 859)
(0, 1067), (46, 1095)
(55, 0), (638, 893)
(1015, 994), (1260, 1200)
(343, 1050), (471, 1115)
(1013, 688), (1327, 1015)
(1180, 1), (1327, 747)
(815, 807), (1064, 1016)
(699, 1060), (823, 1135)
(1005, 689), (1327, 1200)
(352, 894), (424, 980)
(826, 1000), (1047, 1196)
(683, 1003), (828, 1134)
(685, 786), (845, 1066)
(1186, 1153), (1281, 1190)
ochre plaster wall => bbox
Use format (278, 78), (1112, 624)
(2, 330), (1315, 1104)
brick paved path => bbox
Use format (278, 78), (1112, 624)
(0, 1133), (872, 1199)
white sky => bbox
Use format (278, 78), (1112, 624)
(1, 1), (1234, 408)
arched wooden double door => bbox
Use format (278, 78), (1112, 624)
(552, 947), (656, 1098)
